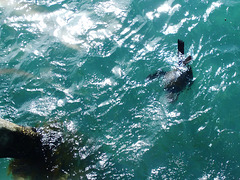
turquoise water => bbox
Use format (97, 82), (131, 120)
(0, 0), (240, 179)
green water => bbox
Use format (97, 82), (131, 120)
(0, 0), (240, 179)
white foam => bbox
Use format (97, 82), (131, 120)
(146, 0), (181, 20)
(203, 1), (222, 22)
(112, 66), (123, 78)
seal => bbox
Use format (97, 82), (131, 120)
(146, 39), (193, 102)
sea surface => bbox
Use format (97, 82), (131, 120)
(0, 0), (240, 179)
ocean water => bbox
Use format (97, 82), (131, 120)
(0, 0), (240, 179)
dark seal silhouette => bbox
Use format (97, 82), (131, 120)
(146, 39), (193, 102)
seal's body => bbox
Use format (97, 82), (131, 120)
(163, 65), (193, 94)
(147, 40), (193, 102)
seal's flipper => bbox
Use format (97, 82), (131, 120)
(178, 39), (185, 65)
(183, 55), (192, 65)
(178, 39), (184, 55)
(146, 69), (166, 81)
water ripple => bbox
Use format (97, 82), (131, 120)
(1, 0), (240, 179)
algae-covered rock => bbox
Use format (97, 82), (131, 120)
(0, 118), (42, 159)
(0, 118), (78, 179)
